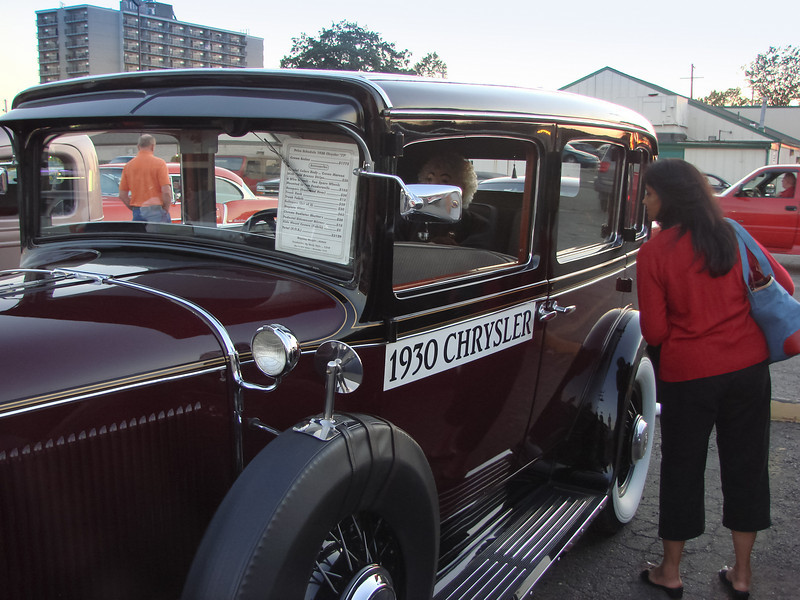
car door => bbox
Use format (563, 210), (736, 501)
(375, 132), (548, 506)
(527, 132), (636, 460)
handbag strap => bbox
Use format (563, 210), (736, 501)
(724, 218), (774, 285)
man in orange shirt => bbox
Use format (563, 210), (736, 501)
(118, 134), (172, 222)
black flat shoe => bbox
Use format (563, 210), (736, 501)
(719, 568), (750, 599)
(640, 569), (684, 599)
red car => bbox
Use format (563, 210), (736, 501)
(717, 164), (800, 254)
(100, 162), (277, 224)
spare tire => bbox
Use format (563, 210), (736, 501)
(182, 414), (439, 600)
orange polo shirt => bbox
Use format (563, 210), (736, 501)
(119, 150), (170, 207)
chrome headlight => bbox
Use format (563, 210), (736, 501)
(251, 324), (300, 378)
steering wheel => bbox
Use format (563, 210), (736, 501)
(242, 208), (277, 236)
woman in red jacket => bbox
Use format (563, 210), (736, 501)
(636, 159), (794, 600)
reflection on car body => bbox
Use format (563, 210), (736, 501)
(0, 70), (659, 600)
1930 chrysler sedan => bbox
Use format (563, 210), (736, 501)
(0, 70), (658, 600)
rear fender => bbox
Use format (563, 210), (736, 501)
(550, 309), (645, 492)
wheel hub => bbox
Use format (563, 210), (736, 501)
(342, 565), (396, 600)
(630, 415), (649, 462)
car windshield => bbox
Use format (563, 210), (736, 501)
(33, 129), (362, 272)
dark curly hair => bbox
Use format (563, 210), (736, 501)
(643, 158), (737, 277)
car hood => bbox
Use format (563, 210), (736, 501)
(0, 254), (349, 407)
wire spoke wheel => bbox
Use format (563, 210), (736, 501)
(305, 513), (403, 600)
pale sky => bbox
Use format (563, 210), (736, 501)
(1, 0), (796, 112)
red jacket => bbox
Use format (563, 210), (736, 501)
(637, 226), (795, 382)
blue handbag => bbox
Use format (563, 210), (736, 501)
(726, 218), (800, 363)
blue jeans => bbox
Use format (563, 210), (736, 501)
(132, 206), (171, 223)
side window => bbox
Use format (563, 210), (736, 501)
(741, 170), (794, 198)
(393, 138), (535, 288)
(0, 162), (18, 217)
(42, 155), (78, 217)
(245, 160), (263, 179)
(557, 141), (623, 257)
(624, 151), (648, 232)
(215, 177), (244, 203)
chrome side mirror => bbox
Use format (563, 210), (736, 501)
(354, 168), (462, 223)
(294, 340), (363, 441)
(404, 184), (463, 222)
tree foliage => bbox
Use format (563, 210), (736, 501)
(280, 21), (447, 78)
(413, 52), (447, 78)
(744, 45), (800, 106)
(698, 87), (752, 107)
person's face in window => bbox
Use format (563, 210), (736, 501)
(421, 167), (453, 185)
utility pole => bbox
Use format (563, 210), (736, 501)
(681, 64), (704, 99)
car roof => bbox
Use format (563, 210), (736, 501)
(4, 69), (656, 138)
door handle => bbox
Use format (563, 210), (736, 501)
(785, 205), (797, 211)
(537, 301), (577, 322)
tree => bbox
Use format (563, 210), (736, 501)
(698, 87), (752, 107)
(413, 52), (447, 78)
(744, 45), (800, 106)
(280, 21), (412, 73)
(280, 21), (447, 78)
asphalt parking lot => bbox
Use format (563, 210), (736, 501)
(532, 255), (800, 600)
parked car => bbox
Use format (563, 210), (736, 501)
(0, 133), (103, 270)
(255, 177), (280, 196)
(216, 154), (281, 193)
(0, 70), (658, 600)
(563, 142), (601, 168)
(476, 176), (525, 192)
(704, 173), (730, 194)
(717, 164), (800, 255)
(100, 162), (276, 224)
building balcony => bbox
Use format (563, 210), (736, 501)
(64, 13), (88, 24)
(38, 29), (59, 39)
(65, 39), (89, 49)
(66, 65), (89, 75)
(39, 54), (59, 64)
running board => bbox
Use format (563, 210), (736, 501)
(433, 487), (606, 600)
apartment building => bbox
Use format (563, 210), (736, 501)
(37, 1), (264, 84)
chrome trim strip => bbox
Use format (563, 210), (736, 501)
(385, 109), (655, 135)
(0, 365), (224, 420)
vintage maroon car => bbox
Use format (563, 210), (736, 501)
(0, 70), (658, 600)
(100, 162), (277, 224)
(717, 164), (800, 255)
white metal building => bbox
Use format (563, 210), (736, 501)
(562, 67), (800, 184)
